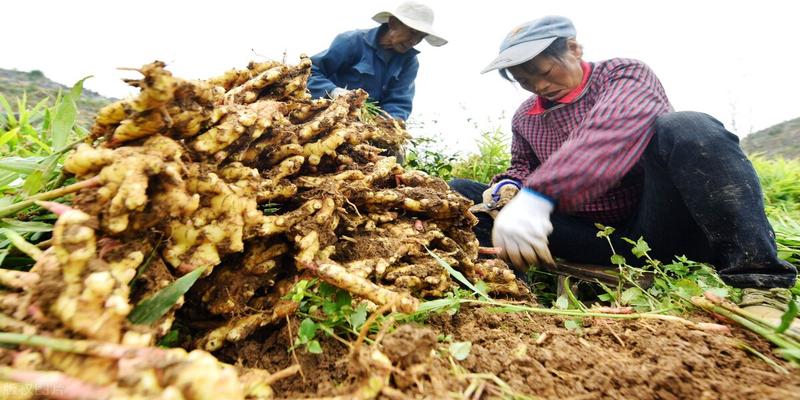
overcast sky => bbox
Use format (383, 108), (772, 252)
(5, 1), (798, 153)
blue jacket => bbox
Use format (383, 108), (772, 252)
(308, 25), (420, 120)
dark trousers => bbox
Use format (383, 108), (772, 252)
(450, 112), (797, 289)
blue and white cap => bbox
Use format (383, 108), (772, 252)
(481, 16), (576, 74)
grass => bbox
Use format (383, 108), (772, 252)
(0, 78), (89, 269)
(751, 155), (800, 266)
(450, 128), (511, 184)
(751, 155), (800, 218)
(403, 128), (511, 184)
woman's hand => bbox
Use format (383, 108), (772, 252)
(492, 188), (555, 271)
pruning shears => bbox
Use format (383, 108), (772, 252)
(486, 191), (502, 211)
(487, 179), (521, 210)
(469, 179), (521, 216)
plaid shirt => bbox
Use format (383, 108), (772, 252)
(493, 58), (673, 224)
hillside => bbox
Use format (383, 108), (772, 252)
(741, 116), (800, 159)
(0, 67), (114, 127)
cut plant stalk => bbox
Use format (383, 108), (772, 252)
(691, 296), (800, 363)
(408, 296), (729, 333)
(494, 301), (720, 327)
(702, 292), (800, 343)
(0, 176), (101, 218)
(0, 332), (186, 367)
(563, 276), (588, 312)
(0, 228), (43, 261)
(732, 339), (790, 375)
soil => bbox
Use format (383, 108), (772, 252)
(221, 304), (800, 399)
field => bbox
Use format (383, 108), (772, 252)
(0, 58), (798, 400)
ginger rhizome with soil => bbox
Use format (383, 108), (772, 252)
(0, 57), (526, 398)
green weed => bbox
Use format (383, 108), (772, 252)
(593, 224), (738, 313)
(284, 279), (370, 353)
(403, 136), (458, 181)
(0, 78), (90, 268)
(451, 128), (511, 184)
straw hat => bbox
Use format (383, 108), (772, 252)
(372, 1), (447, 47)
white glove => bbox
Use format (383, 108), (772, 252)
(330, 87), (349, 98)
(492, 188), (555, 271)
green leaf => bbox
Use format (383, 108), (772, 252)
(307, 340), (323, 354)
(20, 125), (52, 154)
(22, 170), (45, 196)
(42, 108), (52, 133)
(318, 282), (335, 297)
(554, 294), (569, 310)
(0, 156), (47, 174)
(69, 76), (89, 99)
(0, 219), (53, 233)
(322, 299), (339, 317)
(620, 287), (643, 304)
(630, 237), (651, 259)
(50, 77), (89, 151)
(778, 250), (793, 261)
(704, 287), (729, 299)
(157, 329), (180, 348)
(673, 279), (703, 298)
(128, 266), (206, 325)
(449, 341), (472, 360)
(288, 279), (310, 303)
(0, 95), (17, 127)
(298, 318), (317, 341)
(0, 127), (20, 148)
(349, 303), (368, 329)
(776, 300), (798, 334)
(610, 254), (626, 266)
(0, 172), (18, 191)
(0, 248), (9, 266)
(564, 319), (582, 331)
(414, 297), (463, 314)
(427, 247), (492, 301)
(335, 289), (352, 309)
(474, 280), (490, 297)
(29, 99), (49, 123)
(595, 224), (614, 238)
(15, 96), (28, 127)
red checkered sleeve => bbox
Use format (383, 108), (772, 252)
(524, 60), (671, 212)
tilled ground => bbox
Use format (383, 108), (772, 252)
(229, 305), (800, 399)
